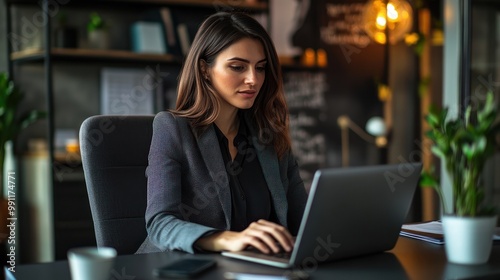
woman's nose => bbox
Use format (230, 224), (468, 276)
(245, 70), (257, 85)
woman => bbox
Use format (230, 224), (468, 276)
(136, 12), (308, 255)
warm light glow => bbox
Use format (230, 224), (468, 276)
(363, 0), (413, 44)
(316, 48), (328, 67)
(375, 136), (388, 147)
(302, 48), (316, 66)
(378, 84), (392, 102)
(432, 29), (444, 46)
(376, 14), (387, 29)
(374, 32), (387, 44)
(387, 3), (399, 21)
(405, 32), (419, 45)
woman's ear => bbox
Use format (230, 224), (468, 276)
(200, 59), (210, 80)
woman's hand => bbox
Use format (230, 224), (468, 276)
(195, 219), (294, 254)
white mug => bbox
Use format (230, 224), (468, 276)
(67, 247), (117, 280)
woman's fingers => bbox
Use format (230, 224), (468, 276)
(208, 221), (295, 254)
(220, 231), (273, 253)
(245, 220), (294, 253)
(256, 219), (295, 250)
(243, 235), (273, 254)
(244, 227), (280, 253)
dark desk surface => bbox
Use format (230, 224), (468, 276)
(6, 237), (500, 280)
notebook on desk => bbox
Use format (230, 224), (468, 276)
(222, 163), (423, 268)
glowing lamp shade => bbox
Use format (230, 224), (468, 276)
(363, 0), (413, 44)
(365, 116), (387, 137)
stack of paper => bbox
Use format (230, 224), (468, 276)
(400, 221), (500, 245)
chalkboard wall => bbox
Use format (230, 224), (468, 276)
(284, 69), (329, 189)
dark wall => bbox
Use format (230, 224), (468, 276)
(1, 1), (7, 74)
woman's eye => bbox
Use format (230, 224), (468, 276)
(230, 65), (245, 71)
(256, 66), (266, 72)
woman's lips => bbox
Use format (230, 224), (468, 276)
(238, 90), (257, 98)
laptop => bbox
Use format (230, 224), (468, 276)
(222, 162), (423, 268)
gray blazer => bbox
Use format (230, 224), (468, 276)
(136, 111), (308, 254)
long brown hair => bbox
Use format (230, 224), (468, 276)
(173, 12), (291, 158)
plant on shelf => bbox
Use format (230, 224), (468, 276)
(87, 12), (109, 49)
(421, 91), (499, 265)
(0, 72), (46, 200)
(87, 12), (106, 33)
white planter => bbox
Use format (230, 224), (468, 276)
(442, 215), (497, 265)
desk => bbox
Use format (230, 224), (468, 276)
(6, 237), (500, 280)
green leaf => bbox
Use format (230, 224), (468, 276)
(87, 12), (106, 32)
(426, 112), (440, 128)
(420, 173), (439, 188)
(465, 106), (471, 127)
(476, 136), (487, 154)
(462, 143), (475, 160)
(431, 146), (446, 159)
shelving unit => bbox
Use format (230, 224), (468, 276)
(6, 0), (268, 9)
(5, 0), (269, 262)
(11, 48), (180, 63)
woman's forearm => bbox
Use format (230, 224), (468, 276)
(194, 231), (231, 252)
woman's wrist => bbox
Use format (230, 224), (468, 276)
(195, 231), (228, 252)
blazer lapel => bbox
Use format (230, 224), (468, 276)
(197, 125), (232, 229)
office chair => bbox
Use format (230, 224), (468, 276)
(79, 115), (154, 255)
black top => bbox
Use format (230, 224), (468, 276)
(214, 118), (274, 231)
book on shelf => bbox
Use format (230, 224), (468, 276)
(160, 8), (177, 49)
(400, 220), (500, 245)
(138, 7), (180, 56)
(142, 7), (209, 57)
(157, 7), (196, 57)
(177, 23), (191, 56)
(131, 21), (167, 54)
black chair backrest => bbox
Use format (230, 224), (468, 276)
(79, 115), (154, 255)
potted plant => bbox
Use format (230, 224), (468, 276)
(421, 91), (499, 265)
(0, 73), (46, 241)
(87, 12), (109, 49)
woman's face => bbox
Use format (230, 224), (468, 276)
(207, 37), (266, 113)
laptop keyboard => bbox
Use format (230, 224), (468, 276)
(246, 246), (292, 260)
(271, 251), (292, 259)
